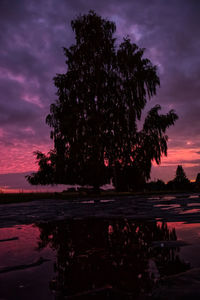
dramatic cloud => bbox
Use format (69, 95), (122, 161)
(0, 0), (200, 189)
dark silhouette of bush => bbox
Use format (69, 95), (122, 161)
(146, 179), (166, 191)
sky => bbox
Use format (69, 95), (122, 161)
(0, 0), (200, 191)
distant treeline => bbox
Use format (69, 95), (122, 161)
(146, 165), (200, 192)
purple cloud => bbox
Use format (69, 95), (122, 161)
(0, 0), (200, 187)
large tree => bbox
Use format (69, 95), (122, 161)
(27, 11), (178, 190)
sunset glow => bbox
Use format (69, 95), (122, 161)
(0, 0), (200, 190)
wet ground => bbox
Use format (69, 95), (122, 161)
(1, 193), (200, 299)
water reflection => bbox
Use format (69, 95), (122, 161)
(180, 208), (200, 214)
(37, 218), (190, 299)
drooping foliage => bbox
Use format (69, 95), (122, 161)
(26, 150), (56, 185)
(27, 11), (178, 190)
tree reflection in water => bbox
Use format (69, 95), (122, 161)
(37, 218), (190, 299)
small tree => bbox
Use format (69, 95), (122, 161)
(195, 173), (200, 184)
(174, 165), (189, 184)
(27, 11), (178, 190)
(195, 173), (200, 190)
(167, 165), (190, 191)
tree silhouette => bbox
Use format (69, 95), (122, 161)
(27, 11), (178, 190)
(174, 165), (189, 183)
(36, 218), (189, 299)
(196, 173), (200, 183)
(195, 173), (200, 191)
(167, 165), (190, 190)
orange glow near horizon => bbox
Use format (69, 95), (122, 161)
(151, 146), (200, 182)
(0, 140), (199, 184)
(152, 147), (200, 169)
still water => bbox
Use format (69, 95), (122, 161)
(1, 217), (200, 299)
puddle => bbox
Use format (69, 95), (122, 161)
(188, 203), (200, 207)
(154, 204), (180, 210)
(179, 208), (200, 214)
(100, 199), (115, 203)
(1, 218), (200, 299)
(166, 222), (200, 268)
(147, 197), (161, 200)
(189, 195), (200, 199)
(161, 196), (176, 201)
(79, 199), (115, 204)
(81, 200), (95, 204)
(0, 224), (55, 300)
